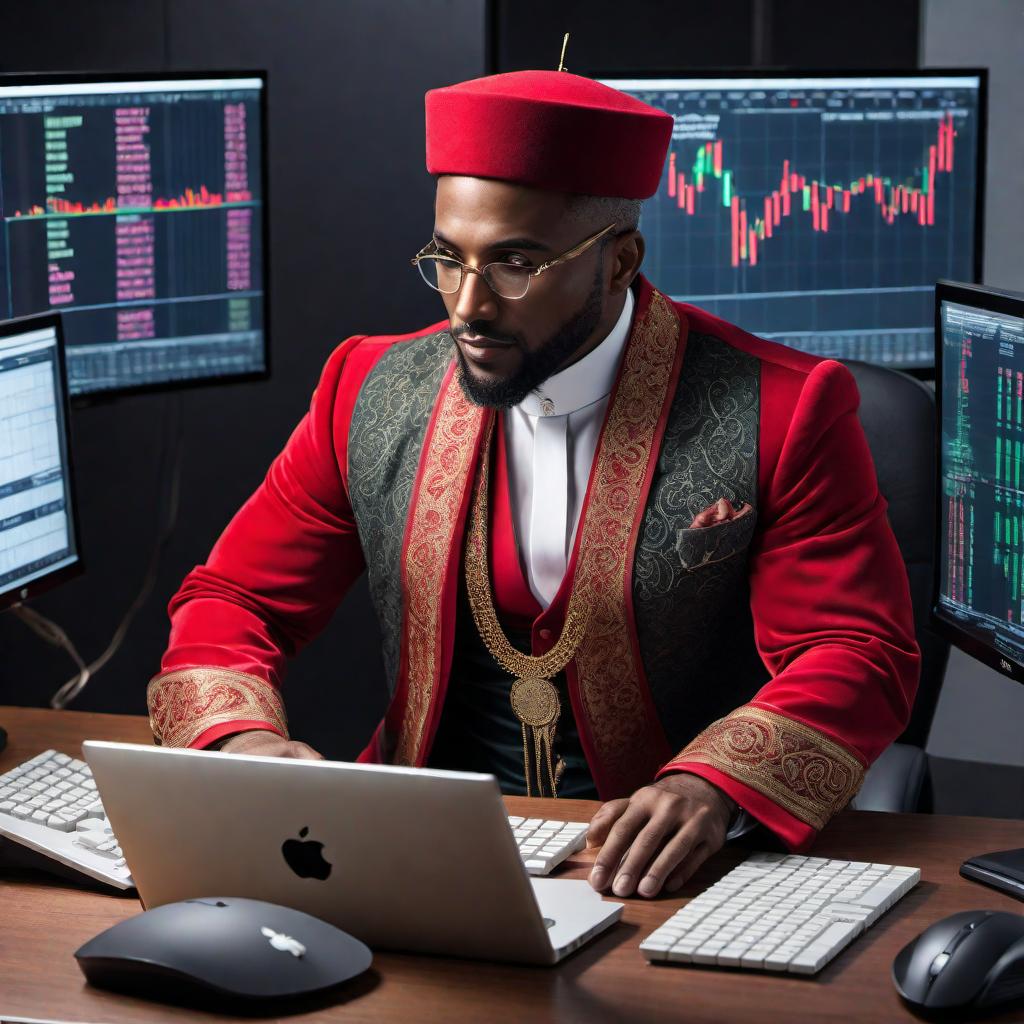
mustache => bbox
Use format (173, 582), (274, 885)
(452, 323), (519, 347)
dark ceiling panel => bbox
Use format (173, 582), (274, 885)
(493, 0), (757, 74)
(770, 0), (920, 69)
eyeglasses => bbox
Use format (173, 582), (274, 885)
(411, 222), (617, 301)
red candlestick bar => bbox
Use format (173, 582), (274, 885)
(730, 195), (740, 267)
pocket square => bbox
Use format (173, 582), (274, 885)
(675, 497), (757, 572)
(688, 497), (753, 530)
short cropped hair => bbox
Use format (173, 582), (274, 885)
(563, 193), (642, 234)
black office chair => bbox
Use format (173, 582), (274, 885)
(841, 360), (949, 813)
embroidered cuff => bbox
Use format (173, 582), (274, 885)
(147, 667), (289, 748)
(670, 706), (865, 832)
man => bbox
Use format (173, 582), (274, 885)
(149, 71), (919, 900)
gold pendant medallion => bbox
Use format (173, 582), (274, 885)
(510, 676), (559, 728)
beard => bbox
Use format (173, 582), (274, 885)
(453, 261), (606, 409)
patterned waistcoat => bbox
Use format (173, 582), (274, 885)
(347, 288), (768, 795)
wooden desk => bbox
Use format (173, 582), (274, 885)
(2, 706), (1024, 1023)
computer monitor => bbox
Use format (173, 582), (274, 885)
(933, 281), (1024, 683)
(934, 280), (1024, 900)
(0, 312), (81, 612)
(597, 71), (986, 370)
(0, 71), (268, 397)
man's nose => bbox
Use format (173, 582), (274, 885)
(453, 268), (498, 326)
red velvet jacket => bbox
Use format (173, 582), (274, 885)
(149, 278), (920, 851)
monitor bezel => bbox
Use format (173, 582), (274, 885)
(932, 279), (1024, 686)
(0, 68), (272, 403)
(592, 67), (989, 369)
(0, 310), (84, 612)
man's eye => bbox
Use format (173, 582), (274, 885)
(500, 255), (531, 268)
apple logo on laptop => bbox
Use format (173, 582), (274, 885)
(281, 826), (332, 880)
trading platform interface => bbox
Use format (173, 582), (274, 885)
(938, 293), (1024, 669)
(0, 321), (78, 601)
(600, 74), (983, 368)
(0, 75), (266, 395)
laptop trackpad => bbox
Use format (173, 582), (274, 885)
(530, 878), (623, 956)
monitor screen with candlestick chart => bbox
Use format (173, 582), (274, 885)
(599, 72), (985, 370)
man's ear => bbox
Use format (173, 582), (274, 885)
(609, 230), (645, 293)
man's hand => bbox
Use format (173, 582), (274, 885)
(587, 774), (734, 898)
(218, 730), (324, 760)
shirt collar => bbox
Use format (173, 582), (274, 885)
(517, 287), (635, 418)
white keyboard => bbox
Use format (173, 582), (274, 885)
(0, 749), (133, 890)
(509, 815), (589, 875)
(640, 851), (920, 975)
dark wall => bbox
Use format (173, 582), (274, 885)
(491, 0), (920, 72)
(0, 0), (486, 759)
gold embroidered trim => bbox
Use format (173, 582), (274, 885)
(394, 289), (678, 778)
(147, 667), (288, 748)
(397, 374), (485, 765)
(673, 706), (865, 831)
(571, 290), (681, 785)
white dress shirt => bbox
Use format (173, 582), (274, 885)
(504, 288), (634, 607)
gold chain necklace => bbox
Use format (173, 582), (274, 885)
(464, 417), (589, 797)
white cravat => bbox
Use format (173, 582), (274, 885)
(505, 289), (634, 607)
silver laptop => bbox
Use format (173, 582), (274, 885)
(83, 741), (622, 965)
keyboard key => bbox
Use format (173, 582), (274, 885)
(511, 815), (589, 876)
(788, 921), (860, 974)
(73, 832), (103, 849)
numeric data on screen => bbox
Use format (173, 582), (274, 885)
(0, 327), (77, 594)
(602, 76), (982, 368)
(0, 78), (266, 394)
(939, 301), (1024, 663)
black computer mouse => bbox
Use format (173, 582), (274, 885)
(892, 910), (1024, 1013)
(75, 896), (372, 1010)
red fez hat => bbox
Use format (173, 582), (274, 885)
(425, 71), (673, 200)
